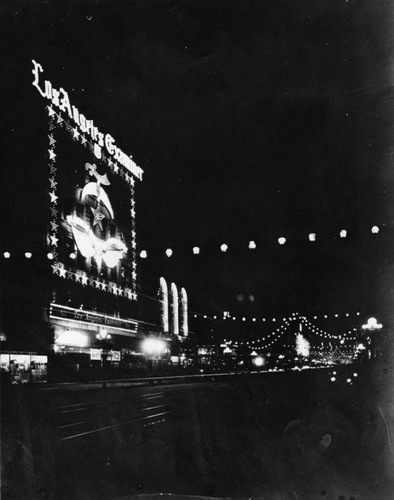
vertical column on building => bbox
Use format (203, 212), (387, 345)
(159, 277), (169, 334)
(170, 282), (179, 336)
(180, 287), (188, 337)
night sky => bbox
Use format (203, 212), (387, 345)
(2, 0), (394, 327)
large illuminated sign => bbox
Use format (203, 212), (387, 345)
(32, 61), (142, 300)
(32, 60), (143, 181)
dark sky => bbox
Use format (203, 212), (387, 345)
(2, 0), (394, 325)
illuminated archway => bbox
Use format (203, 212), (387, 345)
(180, 287), (188, 337)
(170, 282), (179, 335)
(159, 277), (169, 334)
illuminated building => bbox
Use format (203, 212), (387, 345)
(0, 61), (187, 381)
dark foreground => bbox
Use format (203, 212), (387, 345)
(2, 365), (394, 500)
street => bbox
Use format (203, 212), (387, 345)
(2, 366), (393, 500)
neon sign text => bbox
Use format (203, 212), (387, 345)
(32, 60), (143, 181)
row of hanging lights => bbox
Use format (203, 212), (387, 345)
(138, 226), (381, 258)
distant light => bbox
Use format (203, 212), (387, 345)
(278, 237), (286, 245)
(353, 372), (358, 377)
(340, 229), (347, 238)
(249, 295), (255, 302)
(47, 252), (54, 260)
(333, 371), (337, 375)
(254, 356), (264, 367)
(165, 248), (173, 257)
(25, 252), (32, 259)
(346, 313), (349, 317)
(324, 315), (328, 318)
(140, 250), (147, 259)
(69, 252), (77, 260)
(362, 317), (383, 331)
(242, 317), (246, 322)
(330, 377), (336, 382)
(252, 318), (256, 322)
(371, 226), (380, 234)
(3, 252), (10, 259)
(250, 350), (258, 356)
(347, 378), (352, 383)
(308, 233), (316, 242)
(340, 339), (345, 344)
(193, 246), (200, 255)
(248, 240), (256, 249)
(272, 318), (276, 322)
(220, 244), (228, 253)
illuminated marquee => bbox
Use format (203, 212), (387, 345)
(32, 60), (142, 300)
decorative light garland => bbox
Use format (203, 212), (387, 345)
(138, 226), (385, 258)
(190, 311), (360, 352)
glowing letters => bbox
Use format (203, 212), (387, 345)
(32, 60), (143, 181)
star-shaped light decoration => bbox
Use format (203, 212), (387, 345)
(73, 128), (80, 140)
(81, 275), (88, 286)
(50, 221), (59, 231)
(52, 263), (60, 274)
(49, 149), (56, 160)
(47, 105), (55, 117)
(80, 135), (87, 145)
(130, 208), (136, 218)
(131, 292), (137, 301)
(132, 271), (137, 280)
(50, 235), (59, 246)
(113, 164), (119, 174)
(59, 266), (66, 278)
(56, 114), (63, 124)
(49, 192), (58, 203)
(91, 207), (105, 230)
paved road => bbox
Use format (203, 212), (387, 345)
(2, 367), (394, 500)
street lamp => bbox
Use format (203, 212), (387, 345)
(362, 317), (383, 331)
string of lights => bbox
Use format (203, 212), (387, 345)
(138, 227), (384, 259)
(191, 310), (362, 324)
(209, 314), (358, 352)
